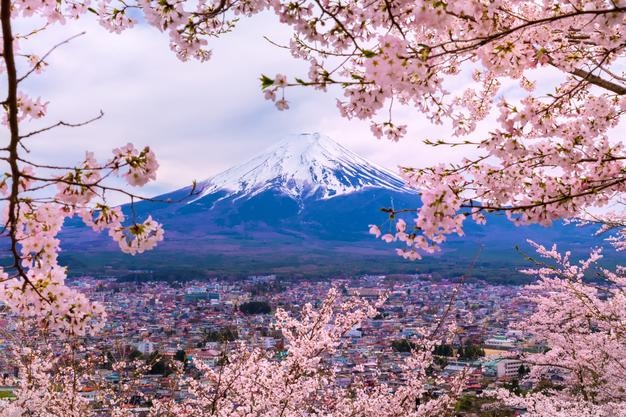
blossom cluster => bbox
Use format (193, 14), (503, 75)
(0, 290), (465, 417)
(495, 241), (626, 415)
(252, 0), (626, 259)
(111, 143), (159, 187)
(1, 100), (163, 336)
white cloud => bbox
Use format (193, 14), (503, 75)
(17, 13), (475, 198)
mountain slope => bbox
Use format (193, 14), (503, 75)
(60, 133), (608, 281)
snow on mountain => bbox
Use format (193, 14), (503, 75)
(191, 133), (413, 202)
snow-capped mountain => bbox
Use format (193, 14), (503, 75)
(60, 132), (604, 280)
(192, 132), (412, 202)
(61, 132), (429, 275)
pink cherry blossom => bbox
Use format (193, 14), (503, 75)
(111, 143), (159, 186)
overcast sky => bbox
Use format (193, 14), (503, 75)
(20, 13), (624, 202)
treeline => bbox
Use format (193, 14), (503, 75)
(100, 347), (186, 376)
(239, 301), (272, 315)
(391, 340), (485, 359)
(202, 327), (238, 343)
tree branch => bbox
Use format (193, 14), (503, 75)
(20, 110), (104, 139)
(569, 67), (626, 95)
(17, 31), (86, 83)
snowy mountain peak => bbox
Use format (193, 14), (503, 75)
(268, 132), (350, 158)
(192, 133), (413, 202)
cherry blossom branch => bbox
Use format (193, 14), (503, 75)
(0, 0), (44, 300)
(426, 6), (626, 60)
(569, 66), (626, 95)
(17, 31), (86, 83)
(19, 110), (104, 139)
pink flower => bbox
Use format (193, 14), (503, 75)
(274, 73), (288, 87)
(275, 99), (289, 111)
(368, 224), (381, 238)
(111, 143), (159, 186)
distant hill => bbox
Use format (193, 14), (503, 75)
(59, 133), (609, 283)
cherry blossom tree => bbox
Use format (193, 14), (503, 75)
(258, 3), (626, 410)
(0, 289), (465, 416)
(493, 242), (626, 417)
(146, 289), (465, 417)
(1, 0), (625, 416)
(258, 3), (626, 412)
(259, 1), (625, 414)
(0, 1), (175, 336)
(266, 0), (626, 259)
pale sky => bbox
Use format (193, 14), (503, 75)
(20, 13), (624, 202)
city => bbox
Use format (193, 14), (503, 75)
(1, 274), (552, 415)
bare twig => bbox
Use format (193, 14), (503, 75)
(20, 110), (104, 139)
(17, 31), (86, 83)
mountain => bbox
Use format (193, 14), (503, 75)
(192, 132), (411, 201)
(60, 133), (607, 282)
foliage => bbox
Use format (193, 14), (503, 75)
(0, 391), (15, 400)
(455, 396), (515, 417)
(433, 344), (454, 357)
(239, 300), (272, 315)
(174, 349), (187, 363)
(457, 343), (485, 360)
(203, 327), (239, 343)
(391, 339), (416, 353)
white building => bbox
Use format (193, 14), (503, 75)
(496, 359), (523, 379)
(80, 388), (100, 402)
(136, 340), (156, 355)
(262, 337), (277, 349)
(485, 335), (516, 348)
(346, 327), (363, 338)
